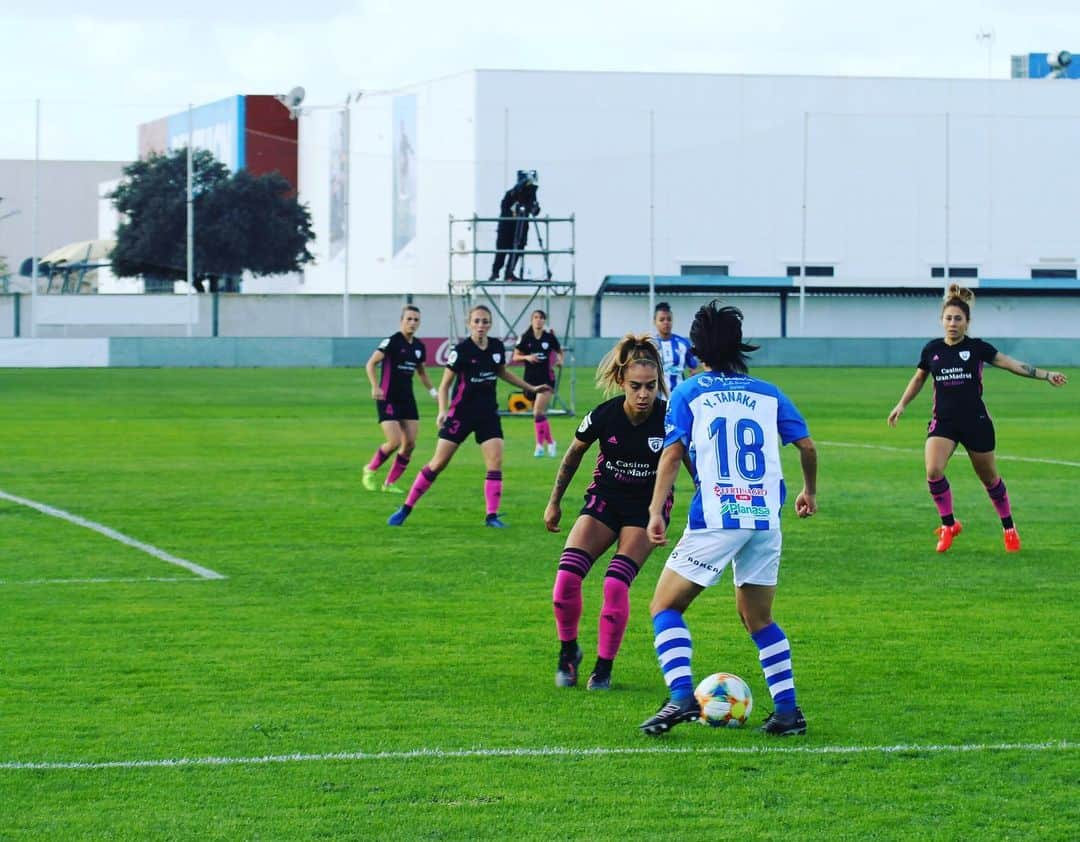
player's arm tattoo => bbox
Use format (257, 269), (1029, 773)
(1021, 363), (1037, 379)
(550, 448), (583, 501)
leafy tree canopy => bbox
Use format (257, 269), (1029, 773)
(111, 149), (315, 292)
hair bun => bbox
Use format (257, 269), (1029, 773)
(945, 283), (975, 304)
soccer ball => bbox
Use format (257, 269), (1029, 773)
(694, 672), (753, 728)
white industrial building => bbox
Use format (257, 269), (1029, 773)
(293, 69), (1080, 337)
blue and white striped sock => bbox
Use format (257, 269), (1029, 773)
(652, 609), (694, 701)
(751, 622), (796, 713)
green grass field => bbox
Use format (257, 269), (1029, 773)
(1, 366), (1076, 840)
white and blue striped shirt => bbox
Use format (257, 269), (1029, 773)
(664, 371), (809, 531)
(655, 334), (698, 391)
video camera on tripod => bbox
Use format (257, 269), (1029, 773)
(489, 170), (551, 282)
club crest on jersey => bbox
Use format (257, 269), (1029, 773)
(577, 412), (592, 433)
(447, 350), (458, 365)
(648, 437), (663, 453)
(493, 353), (502, 364)
(415, 348), (422, 358)
(959, 351), (970, 361)
(541, 341), (549, 350)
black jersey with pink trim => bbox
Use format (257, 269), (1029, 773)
(446, 337), (507, 416)
(377, 332), (427, 402)
(515, 329), (561, 386)
(918, 336), (998, 420)
(575, 396), (668, 505)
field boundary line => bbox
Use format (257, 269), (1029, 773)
(822, 441), (1080, 468)
(0, 488), (226, 581)
(0, 577), (217, 586)
(1, 740), (1073, 771)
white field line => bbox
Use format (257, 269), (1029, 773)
(0, 489), (226, 581)
(821, 441), (1080, 469)
(1, 740), (1073, 772)
(0, 577), (217, 586)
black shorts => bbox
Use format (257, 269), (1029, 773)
(524, 368), (556, 390)
(377, 396), (419, 423)
(578, 491), (668, 533)
(439, 409), (503, 444)
(927, 413), (996, 453)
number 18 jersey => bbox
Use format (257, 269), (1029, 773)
(664, 372), (809, 531)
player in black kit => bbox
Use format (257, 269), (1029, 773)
(545, 334), (671, 690)
(888, 284), (1068, 553)
(388, 305), (551, 528)
(362, 305), (438, 493)
(513, 309), (564, 458)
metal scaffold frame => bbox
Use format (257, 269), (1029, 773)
(448, 213), (577, 416)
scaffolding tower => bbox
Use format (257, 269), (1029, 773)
(448, 213), (577, 415)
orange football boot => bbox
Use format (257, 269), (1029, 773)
(1003, 527), (1021, 553)
(935, 521), (963, 553)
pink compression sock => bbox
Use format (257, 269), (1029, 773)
(484, 470), (502, 516)
(552, 548), (595, 642)
(533, 417), (545, 446)
(539, 417), (553, 445)
(404, 466), (438, 508)
(986, 478), (1012, 520)
(385, 454), (410, 486)
(928, 477), (953, 520)
(597, 554), (639, 660)
(366, 447), (391, 472)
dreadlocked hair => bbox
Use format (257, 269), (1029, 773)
(942, 283), (974, 320)
(690, 300), (759, 374)
(595, 333), (668, 398)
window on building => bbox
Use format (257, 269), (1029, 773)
(680, 264), (729, 276)
(1031, 268), (1077, 279)
(931, 266), (979, 278)
(786, 265), (834, 277)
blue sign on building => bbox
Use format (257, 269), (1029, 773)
(1011, 51), (1079, 79)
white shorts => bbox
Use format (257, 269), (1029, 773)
(664, 528), (782, 588)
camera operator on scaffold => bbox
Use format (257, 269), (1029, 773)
(490, 169), (541, 282)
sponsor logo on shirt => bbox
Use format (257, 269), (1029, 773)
(720, 501), (771, 518)
(577, 412), (592, 433)
(714, 485), (769, 498)
(664, 422), (676, 435)
(447, 350), (458, 365)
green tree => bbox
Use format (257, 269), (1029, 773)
(111, 149), (315, 292)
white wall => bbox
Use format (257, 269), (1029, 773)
(304, 70), (1080, 309)
(297, 74), (477, 296)
(7, 292), (1078, 340)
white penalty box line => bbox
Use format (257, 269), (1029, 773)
(821, 441), (1080, 469)
(0, 489), (226, 582)
(1, 740), (1074, 771)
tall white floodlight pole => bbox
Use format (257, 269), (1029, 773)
(798, 112), (810, 334)
(943, 112), (951, 296)
(977, 29), (995, 79)
(342, 94), (352, 338)
(31, 99), (40, 338)
(186, 104), (195, 337)
(648, 109), (656, 324)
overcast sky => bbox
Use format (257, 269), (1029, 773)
(0, 0), (1076, 160)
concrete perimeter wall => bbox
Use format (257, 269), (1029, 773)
(1, 336), (1077, 369)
